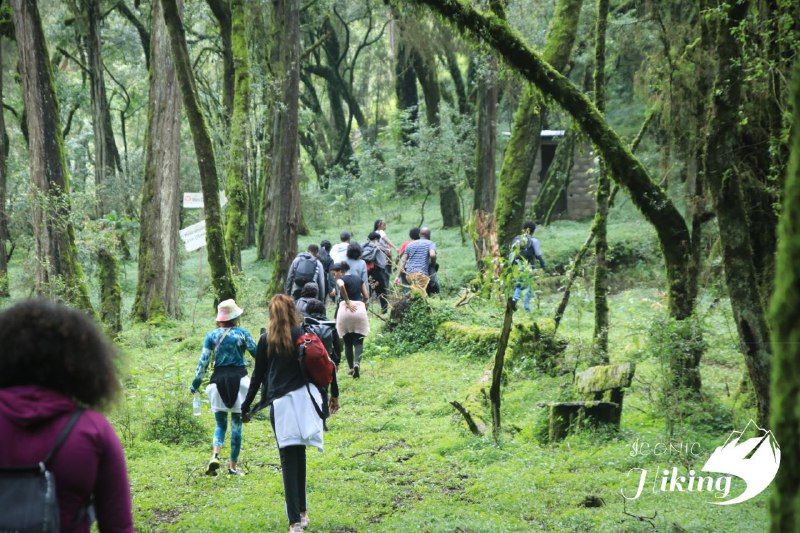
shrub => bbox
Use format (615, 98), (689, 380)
(145, 396), (206, 446)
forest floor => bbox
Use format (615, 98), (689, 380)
(1, 198), (771, 531)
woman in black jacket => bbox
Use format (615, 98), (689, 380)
(242, 294), (335, 533)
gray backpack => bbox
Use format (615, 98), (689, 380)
(0, 409), (85, 532)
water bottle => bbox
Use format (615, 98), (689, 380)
(193, 392), (202, 416)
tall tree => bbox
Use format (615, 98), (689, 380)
(224, 0), (251, 273)
(392, 10), (419, 193)
(769, 56), (800, 533)
(592, 0), (610, 361)
(11, 0), (92, 311)
(258, 0), (301, 297)
(206, 0), (234, 128)
(701, 0), (771, 424)
(493, 0), (583, 249)
(162, 0), (236, 304)
(133, 0), (182, 320)
(0, 40), (9, 298)
(471, 51), (498, 267)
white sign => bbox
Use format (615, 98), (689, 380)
(179, 220), (206, 252)
(183, 191), (228, 209)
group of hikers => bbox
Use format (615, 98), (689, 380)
(0, 219), (544, 533)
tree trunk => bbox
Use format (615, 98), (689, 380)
(392, 12), (419, 193)
(259, 0), (301, 298)
(0, 41), (9, 297)
(321, 18), (355, 168)
(471, 52), (498, 267)
(98, 248), (121, 335)
(12, 0), (93, 312)
(224, 0), (251, 273)
(489, 297), (515, 439)
(769, 55), (800, 533)
(84, 0), (121, 217)
(162, 0), (236, 304)
(132, 0), (182, 320)
(494, 0), (582, 248)
(206, 0), (234, 128)
(592, 0), (610, 362)
(702, 0), (771, 424)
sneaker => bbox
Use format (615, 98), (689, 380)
(206, 456), (220, 476)
(288, 523), (304, 533)
(228, 468), (245, 476)
(353, 364), (360, 379)
(299, 512), (309, 528)
(347, 368), (355, 376)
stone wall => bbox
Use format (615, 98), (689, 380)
(524, 137), (597, 221)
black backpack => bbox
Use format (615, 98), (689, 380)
(294, 254), (319, 286)
(0, 408), (84, 532)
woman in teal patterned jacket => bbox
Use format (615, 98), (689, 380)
(190, 299), (257, 476)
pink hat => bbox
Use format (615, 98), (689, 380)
(216, 299), (244, 322)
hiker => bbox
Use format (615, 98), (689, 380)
(0, 299), (134, 532)
(330, 262), (369, 378)
(395, 226), (436, 294)
(286, 244), (325, 301)
(295, 282), (319, 317)
(363, 231), (390, 313)
(420, 227), (440, 296)
(241, 295), (326, 533)
(303, 298), (341, 424)
(190, 299), (257, 476)
(345, 242), (369, 288)
(396, 227), (421, 289)
(374, 219), (398, 271)
(329, 231), (351, 264)
(509, 221), (546, 311)
(318, 240), (334, 304)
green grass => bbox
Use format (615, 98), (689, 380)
(0, 193), (769, 531)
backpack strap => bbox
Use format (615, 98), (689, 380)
(43, 408), (84, 466)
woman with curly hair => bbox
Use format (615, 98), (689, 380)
(0, 299), (134, 532)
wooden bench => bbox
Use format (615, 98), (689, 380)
(538, 362), (635, 441)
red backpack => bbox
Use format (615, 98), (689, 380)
(296, 329), (335, 388)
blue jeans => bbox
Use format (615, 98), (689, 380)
(513, 283), (531, 311)
(213, 411), (243, 462)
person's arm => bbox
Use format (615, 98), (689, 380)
(242, 336), (268, 416)
(315, 260), (325, 295)
(244, 330), (258, 357)
(360, 261), (368, 286)
(533, 239), (546, 268)
(93, 416), (134, 532)
(361, 281), (369, 303)
(190, 334), (214, 392)
(395, 253), (408, 283)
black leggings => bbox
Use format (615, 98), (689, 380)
(271, 409), (307, 524)
(343, 332), (364, 369)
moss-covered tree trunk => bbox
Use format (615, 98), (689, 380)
(702, 0), (771, 424)
(259, 0), (301, 297)
(0, 41), (9, 298)
(392, 11), (419, 194)
(489, 297), (515, 439)
(494, 0), (582, 249)
(592, 0), (610, 362)
(83, 0), (121, 217)
(162, 0), (236, 304)
(769, 56), (800, 533)
(12, 0), (93, 312)
(205, 0), (233, 129)
(321, 17), (355, 168)
(132, 0), (182, 320)
(471, 52), (498, 267)
(224, 0), (250, 274)
(98, 248), (121, 335)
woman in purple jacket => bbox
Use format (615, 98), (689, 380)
(0, 299), (134, 532)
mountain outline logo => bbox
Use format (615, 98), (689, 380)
(700, 420), (781, 505)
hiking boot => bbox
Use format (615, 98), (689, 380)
(288, 523), (304, 533)
(206, 456), (220, 476)
(353, 364), (360, 379)
(228, 468), (245, 476)
(299, 512), (310, 528)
